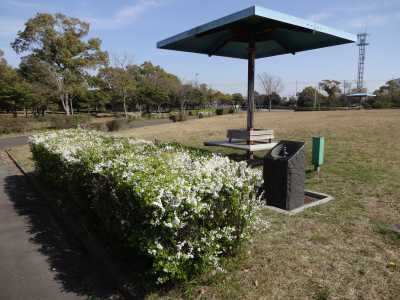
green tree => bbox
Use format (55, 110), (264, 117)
(12, 13), (108, 115)
(0, 49), (6, 65)
(135, 62), (180, 112)
(373, 79), (400, 108)
(219, 93), (233, 108)
(86, 75), (111, 112)
(319, 80), (341, 107)
(194, 84), (210, 108)
(298, 86), (324, 108)
(175, 83), (193, 113)
(232, 93), (244, 107)
(0, 66), (18, 113)
(18, 56), (57, 115)
(98, 66), (136, 118)
(0, 51), (32, 115)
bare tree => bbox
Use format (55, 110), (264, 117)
(258, 73), (283, 111)
(112, 53), (134, 69)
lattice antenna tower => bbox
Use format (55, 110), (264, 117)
(356, 33), (369, 91)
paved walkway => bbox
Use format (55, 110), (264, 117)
(0, 152), (116, 299)
(0, 120), (175, 299)
(0, 136), (29, 150)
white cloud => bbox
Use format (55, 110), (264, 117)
(348, 14), (389, 29)
(307, 0), (400, 30)
(88, 0), (165, 30)
(306, 12), (331, 22)
(342, 0), (399, 14)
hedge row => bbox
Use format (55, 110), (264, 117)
(30, 129), (263, 283)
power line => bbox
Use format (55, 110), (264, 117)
(210, 78), (389, 87)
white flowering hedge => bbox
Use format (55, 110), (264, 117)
(30, 129), (263, 283)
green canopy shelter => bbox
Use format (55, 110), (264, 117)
(158, 6), (356, 155)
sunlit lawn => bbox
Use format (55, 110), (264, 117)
(10, 109), (400, 299)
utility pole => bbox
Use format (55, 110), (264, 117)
(314, 84), (317, 109)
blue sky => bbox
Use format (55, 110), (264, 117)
(0, 0), (399, 96)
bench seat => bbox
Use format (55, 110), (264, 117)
(204, 140), (278, 151)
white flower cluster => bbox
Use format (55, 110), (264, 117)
(30, 129), (265, 283)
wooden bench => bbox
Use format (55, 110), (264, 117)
(227, 129), (274, 143)
(204, 129), (277, 156)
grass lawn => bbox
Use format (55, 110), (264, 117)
(9, 109), (400, 299)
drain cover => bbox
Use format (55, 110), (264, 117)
(391, 224), (400, 234)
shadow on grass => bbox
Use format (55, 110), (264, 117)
(4, 173), (119, 299)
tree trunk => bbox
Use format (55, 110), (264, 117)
(180, 100), (186, 114)
(268, 97), (272, 112)
(123, 95), (128, 119)
(61, 93), (71, 116)
(69, 97), (74, 115)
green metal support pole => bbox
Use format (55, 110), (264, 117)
(247, 33), (255, 131)
(247, 33), (255, 160)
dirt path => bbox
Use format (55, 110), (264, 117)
(0, 151), (117, 299)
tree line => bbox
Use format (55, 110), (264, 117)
(0, 13), (244, 118)
(296, 79), (400, 109)
(1, 13), (398, 117)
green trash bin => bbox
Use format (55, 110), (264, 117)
(312, 136), (325, 171)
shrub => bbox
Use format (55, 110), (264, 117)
(46, 115), (92, 129)
(198, 110), (214, 118)
(169, 112), (187, 122)
(169, 114), (177, 122)
(105, 117), (145, 132)
(370, 99), (392, 109)
(0, 114), (93, 135)
(0, 116), (31, 135)
(85, 122), (109, 132)
(105, 119), (130, 131)
(215, 108), (224, 115)
(143, 112), (170, 119)
(30, 129), (263, 284)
